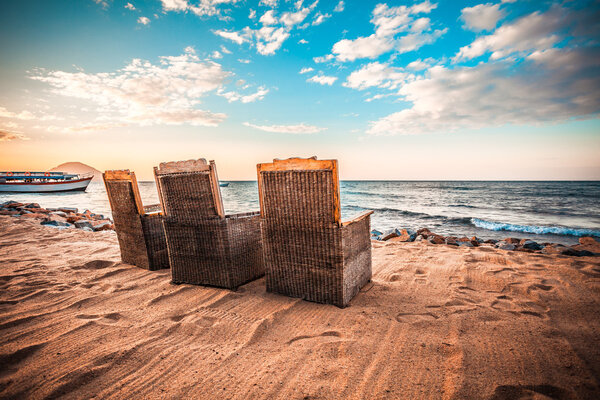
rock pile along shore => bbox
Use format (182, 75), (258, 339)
(371, 227), (598, 257)
(0, 201), (114, 232)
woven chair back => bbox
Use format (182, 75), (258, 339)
(103, 170), (144, 217)
(257, 157), (341, 227)
(154, 159), (224, 221)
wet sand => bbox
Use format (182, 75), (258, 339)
(1, 215), (599, 399)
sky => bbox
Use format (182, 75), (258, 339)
(0, 0), (598, 180)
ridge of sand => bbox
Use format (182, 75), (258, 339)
(0, 216), (599, 399)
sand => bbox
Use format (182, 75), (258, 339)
(1, 215), (599, 399)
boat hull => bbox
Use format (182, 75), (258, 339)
(0, 177), (92, 193)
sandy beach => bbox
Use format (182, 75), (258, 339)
(1, 215), (599, 399)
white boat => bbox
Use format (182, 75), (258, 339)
(0, 171), (93, 192)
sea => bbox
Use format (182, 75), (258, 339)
(2, 181), (599, 246)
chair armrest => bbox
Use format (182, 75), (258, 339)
(143, 204), (163, 217)
(342, 210), (374, 227)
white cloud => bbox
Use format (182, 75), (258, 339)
(334, 1), (344, 12)
(313, 54), (334, 63)
(406, 59), (429, 70)
(343, 62), (410, 90)
(218, 87), (269, 103)
(0, 129), (29, 141)
(368, 46), (600, 135)
(160, 0), (240, 17)
(397, 28), (447, 53)
(211, 50), (222, 59)
(259, 0), (277, 7)
(93, 0), (110, 9)
(0, 106), (36, 120)
(454, 8), (564, 61)
(333, 35), (395, 62)
(249, 9), (256, 19)
(255, 26), (290, 55)
(260, 10), (278, 25)
(214, 29), (249, 44)
(460, 3), (504, 32)
(312, 12), (331, 26)
(125, 2), (136, 11)
(137, 16), (150, 25)
(30, 49), (230, 127)
(238, 58), (251, 63)
(331, 1), (442, 62)
(307, 74), (338, 86)
(220, 45), (232, 54)
(298, 38), (308, 44)
(243, 122), (325, 134)
(299, 67), (314, 74)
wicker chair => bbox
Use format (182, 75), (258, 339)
(102, 170), (169, 271)
(257, 157), (373, 307)
(154, 159), (264, 289)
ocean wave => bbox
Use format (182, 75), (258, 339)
(344, 205), (473, 225)
(471, 218), (600, 238)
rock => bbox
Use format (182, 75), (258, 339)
(41, 220), (71, 228)
(20, 210), (33, 214)
(415, 235), (425, 242)
(471, 236), (482, 243)
(66, 216), (83, 223)
(26, 207), (49, 214)
(416, 228), (433, 238)
(83, 209), (93, 216)
(74, 220), (94, 230)
(397, 228), (417, 242)
(50, 211), (68, 218)
(0, 210), (19, 216)
(496, 242), (516, 251)
(457, 241), (474, 247)
(503, 238), (521, 244)
(82, 227), (94, 232)
(561, 248), (595, 257)
(58, 207), (78, 214)
(93, 221), (113, 231)
(485, 239), (498, 244)
(445, 237), (458, 246)
(521, 240), (543, 251)
(21, 213), (48, 219)
(381, 228), (399, 241)
(579, 237), (598, 246)
(24, 203), (40, 209)
(429, 235), (445, 245)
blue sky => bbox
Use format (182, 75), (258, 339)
(0, 0), (598, 180)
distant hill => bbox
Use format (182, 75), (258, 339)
(49, 162), (103, 182)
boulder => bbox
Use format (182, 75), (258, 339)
(397, 228), (417, 242)
(429, 235), (445, 245)
(541, 244), (566, 255)
(371, 230), (382, 237)
(503, 238), (521, 244)
(561, 248), (595, 257)
(579, 236), (598, 246)
(50, 211), (68, 218)
(521, 240), (543, 251)
(41, 220), (71, 228)
(415, 235), (425, 242)
(445, 237), (458, 246)
(66, 216), (83, 223)
(74, 220), (94, 230)
(24, 203), (41, 209)
(93, 221), (114, 231)
(485, 239), (499, 244)
(380, 229), (400, 241)
(58, 207), (78, 214)
(82, 227), (94, 232)
(0, 210), (18, 216)
(457, 241), (474, 247)
(496, 242), (516, 251)
(21, 213), (48, 219)
(416, 228), (433, 238)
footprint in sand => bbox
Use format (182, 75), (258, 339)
(414, 268), (429, 284)
(395, 312), (438, 323)
(287, 331), (342, 345)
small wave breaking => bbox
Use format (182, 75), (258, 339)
(471, 218), (600, 238)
